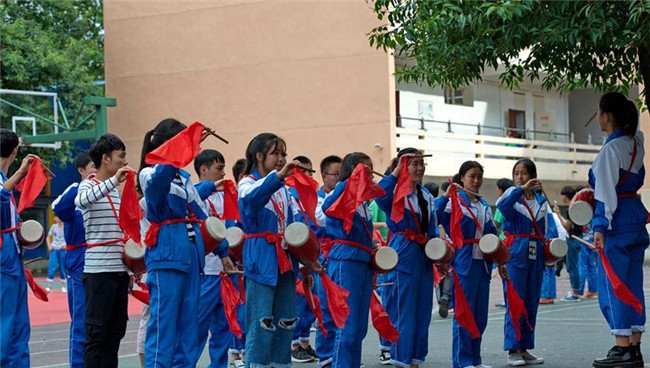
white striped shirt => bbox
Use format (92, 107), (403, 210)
(75, 176), (127, 273)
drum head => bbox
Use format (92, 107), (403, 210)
(124, 239), (145, 259)
(568, 201), (593, 226)
(375, 247), (398, 270)
(479, 234), (500, 254)
(205, 217), (227, 240)
(284, 222), (309, 247)
(549, 238), (568, 258)
(225, 227), (245, 248)
(21, 220), (44, 242)
(424, 238), (448, 261)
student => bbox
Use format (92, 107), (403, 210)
(193, 149), (237, 368)
(74, 133), (132, 367)
(229, 157), (247, 368)
(138, 118), (211, 367)
(539, 206), (562, 305)
(552, 185), (583, 301)
(322, 152), (377, 368)
(52, 152), (97, 368)
(46, 216), (67, 292)
(590, 93), (648, 368)
(493, 178), (514, 239)
(437, 161), (498, 368)
(376, 148), (439, 368)
(238, 133), (317, 367)
(0, 129), (36, 367)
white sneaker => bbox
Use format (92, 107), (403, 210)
(521, 351), (543, 365)
(508, 353), (525, 366)
(61, 287), (67, 293)
(46, 287), (51, 293)
(476, 364), (492, 368)
(229, 359), (245, 368)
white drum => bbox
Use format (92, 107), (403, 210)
(424, 238), (454, 264)
(225, 226), (245, 263)
(545, 238), (568, 265)
(123, 239), (146, 275)
(200, 217), (227, 255)
(371, 247), (398, 273)
(18, 220), (44, 250)
(478, 233), (510, 264)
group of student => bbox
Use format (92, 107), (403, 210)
(0, 92), (647, 368)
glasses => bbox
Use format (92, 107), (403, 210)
(323, 172), (340, 177)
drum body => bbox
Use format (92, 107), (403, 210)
(17, 220), (45, 250)
(284, 222), (320, 264)
(568, 188), (595, 226)
(225, 226), (245, 264)
(545, 238), (568, 265)
(124, 239), (146, 275)
(424, 238), (454, 264)
(479, 233), (510, 264)
(200, 217), (227, 256)
(371, 246), (399, 273)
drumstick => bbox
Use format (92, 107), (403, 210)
(292, 164), (316, 174)
(204, 126), (229, 144)
(372, 170), (385, 178)
(225, 270), (244, 275)
(374, 282), (394, 288)
(570, 235), (597, 250)
(23, 257), (42, 266)
(584, 112), (597, 127)
(42, 164), (56, 179)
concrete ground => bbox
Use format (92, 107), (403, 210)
(29, 267), (650, 368)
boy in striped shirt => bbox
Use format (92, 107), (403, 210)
(74, 133), (133, 367)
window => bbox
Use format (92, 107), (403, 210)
(444, 87), (473, 106)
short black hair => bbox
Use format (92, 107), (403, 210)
(89, 133), (126, 169)
(75, 151), (92, 169)
(575, 185), (587, 192)
(340, 152), (371, 181)
(496, 178), (514, 192)
(194, 149), (225, 176)
(560, 185), (577, 199)
(293, 155), (312, 166)
(320, 155), (342, 173)
(440, 181), (450, 192)
(232, 158), (247, 182)
(0, 129), (19, 158)
(423, 182), (439, 197)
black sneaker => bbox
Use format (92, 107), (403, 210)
(593, 346), (636, 368)
(439, 296), (450, 319)
(379, 350), (391, 365)
(292, 347), (315, 363)
(306, 345), (318, 360)
(632, 343), (644, 368)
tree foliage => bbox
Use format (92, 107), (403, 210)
(369, 0), (650, 110)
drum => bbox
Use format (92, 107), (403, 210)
(284, 222), (320, 264)
(17, 220), (44, 250)
(225, 226), (245, 264)
(200, 217), (227, 256)
(479, 233), (511, 264)
(568, 188), (595, 226)
(371, 246), (398, 273)
(424, 238), (454, 264)
(545, 238), (568, 265)
(123, 239), (146, 275)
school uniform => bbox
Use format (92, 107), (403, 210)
(0, 169), (30, 367)
(47, 223), (67, 283)
(436, 190), (498, 368)
(540, 211), (565, 300)
(375, 176), (437, 367)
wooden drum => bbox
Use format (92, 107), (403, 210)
(479, 233), (511, 264)
(200, 217), (227, 256)
(424, 238), (454, 264)
(568, 188), (595, 226)
(17, 220), (44, 250)
(545, 238), (568, 265)
(225, 226), (245, 264)
(123, 239), (146, 275)
(284, 222), (320, 264)
(371, 246), (398, 274)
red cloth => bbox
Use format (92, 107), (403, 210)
(119, 171), (143, 243)
(17, 157), (49, 213)
(433, 264), (441, 286)
(449, 181), (465, 250)
(370, 290), (399, 343)
(24, 269), (48, 302)
(598, 247), (643, 314)
(145, 121), (204, 168)
(325, 164), (385, 233)
(505, 278), (532, 341)
(221, 180), (241, 222)
(144, 218), (199, 248)
(297, 278), (327, 335)
(131, 282), (150, 305)
(390, 156), (412, 223)
(246, 232), (292, 274)
(221, 273), (244, 338)
(450, 269), (480, 339)
(285, 168), (319, 225)
(373, 229), (387, 247)
(320, 273), (350, 329)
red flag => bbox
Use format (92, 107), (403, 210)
(24, 269), (49, 302)
(390, 156), (412, 223)
(221, 273), (244, 338)
(131, 282), (150, 305)
(17, 157), (49, 213)
(145, 121), (204, 168)
(297, 278), (327, 335)
(433, 264), (441, 286)
(285, 168), (319, 225)
(221, 179), (240, 222)
(505, 278), (532, 341)
(320, 273), (350, 329)
(370, 290), (399, 343)
(449, 181), (465, 249)
(325, 164), (385, 233)
(119, 171), (143, 243)
(450, 269), (480, 339)
(598, 247), (643, 314)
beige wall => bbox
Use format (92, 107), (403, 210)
(104, 0), (395, 180)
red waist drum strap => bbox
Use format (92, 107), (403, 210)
(144, 218), (200, 249)
(64, 243), (88, 251)
(463, 238), (481, 245)
(617, 193), (640, 199)
(0, 226), (19, 249)
(324, 239), (373, 259)
(504, 232), (545, 247)
(246, 232), (292, 274)
(394, 229), (428, 246)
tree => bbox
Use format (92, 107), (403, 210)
(0, 0), (104, 168)
(369, 0), (650, 111)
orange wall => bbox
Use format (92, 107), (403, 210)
(103, 1), (395, 180)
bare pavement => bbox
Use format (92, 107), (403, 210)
(28, 267), (650, 368)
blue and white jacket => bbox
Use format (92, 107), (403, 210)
(52, 183), (87, 275)
(0, 170), (21, 276)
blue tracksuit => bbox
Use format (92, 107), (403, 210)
(52, 183), (88, 368)
(375, 175), (437, 367)
(140, 165), (209, 367)
(497, 186), (553, 351)
(436, 191), (498, 368)
(322, 179), (375, 368)
(238, 169), (298, 368)
(589, 129), (648, 336)
(540, 212), (560, 299)
(0, 170), (30, 367)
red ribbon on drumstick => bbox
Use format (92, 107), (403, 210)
(320, 272), (350, 329)
(221, 273), (244, 338)
(370, 290), (399, 343)
(296, 277), (327, 335)
(16, 157), (49, 214)
(131, 282), (150, 305)
(390, 155), (412, 223)
(285, 167), (319, 226)
(145, 121), (204, 168)
(119, 171), (143, 243)
(504, 277), (533, 341)
(450, 269), (480, 339)
(221, 180), (241, 222)
(24, 269), (49, 302)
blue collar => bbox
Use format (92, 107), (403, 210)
(605, 129), (625, 144)
(250, 169), (263, 181)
